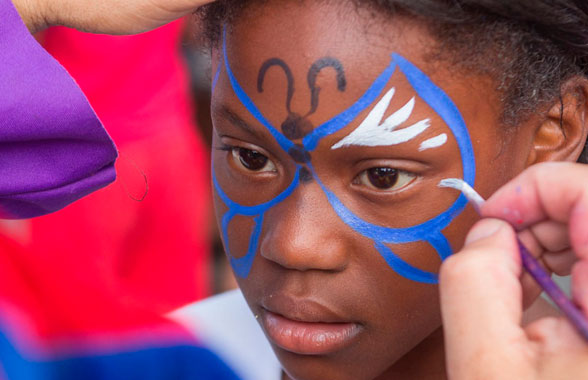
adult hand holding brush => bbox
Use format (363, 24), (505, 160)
(441, 162), (588, 379)
(11, 0), (215, 34)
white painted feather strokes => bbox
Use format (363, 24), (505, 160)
(419, 133), (448, 151)
(331, 88), (431, 150)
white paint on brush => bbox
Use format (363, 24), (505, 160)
(419, 133), (448, 151)
(438, 178), (486, 213)
(332, 88), (431, 150)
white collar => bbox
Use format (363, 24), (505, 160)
(170, 290), (282, 380)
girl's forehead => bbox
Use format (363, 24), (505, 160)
(222, 1), (431, 84)
(213, 3), (499, 158)
(216, 21), (439, 137)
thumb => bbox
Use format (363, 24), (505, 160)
(440, 219), (529, 380)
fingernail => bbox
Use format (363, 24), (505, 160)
(465, 219), (508, 244)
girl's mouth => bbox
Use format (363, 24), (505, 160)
(261, 309), (362, 355)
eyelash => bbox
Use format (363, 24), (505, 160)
(216, 143), (278, 174)
(217, 143), (417, 192)
(214, 143), (234, 153)
(352, 168), (417, 192)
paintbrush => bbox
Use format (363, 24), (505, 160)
(439, 178), (588, 342)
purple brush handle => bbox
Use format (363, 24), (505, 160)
(518, 240), (588, 341)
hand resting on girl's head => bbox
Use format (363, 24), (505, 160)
(11, 0), (216, 34)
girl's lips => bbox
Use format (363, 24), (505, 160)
(261, 310), (362, 355)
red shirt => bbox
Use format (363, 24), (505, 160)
(24, 21), (211, 315)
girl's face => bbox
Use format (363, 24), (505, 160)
(211, 2), (536, 379)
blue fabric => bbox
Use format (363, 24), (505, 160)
(0, 328), (240, 380)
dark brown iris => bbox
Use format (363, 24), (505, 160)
(367, 167), (399, 189)
(237, 148), (268, 171)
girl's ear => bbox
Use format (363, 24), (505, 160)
(527, 78), (588, 165)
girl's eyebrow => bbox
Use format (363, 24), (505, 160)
(213, 104), (264, 139)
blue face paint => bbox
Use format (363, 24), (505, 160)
(301, 61), (397, 151)
(213, 166), (302, 278)
(222, 38), (296, 153)
(212, 64), (222, 96)
(213, 27), (476, 283)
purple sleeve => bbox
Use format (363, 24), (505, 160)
(0, 0), (117, 219)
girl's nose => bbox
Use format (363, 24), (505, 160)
(259, 182), (349, 272)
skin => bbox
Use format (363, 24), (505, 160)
(210, 2), (588, 379)
(442, 163), (588, 380)
(11, 0), (214, 34)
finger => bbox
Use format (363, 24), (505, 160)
(529, 220), (570, 253)
(521, 271), (543, 308)
(12, 0), (46, 33)
(481, 162), (588, 259)
(526, 316), (588, 350)
(517, 229), (543, 259)
(526, 316), (588, 379)
(440, 219), (529, 380)
(543, 249), (578, 276)
(572, 260), (588, 313)
(135, 0), (217, 23)
(49, 0), (217, 35)
(155, 0), (217, 13)
(520, 221), (574, 275)
(516, 230), (545, 307)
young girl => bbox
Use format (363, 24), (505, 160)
(173, 1), (588, 379)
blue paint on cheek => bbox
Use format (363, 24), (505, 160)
(375, 242), (439, 284)
(213, 166), (302, 278)
(302, 53), (476, 283)
(427, 233), (453, 261)
(314, 171), (460, 244)
(215, 26), (476, 282)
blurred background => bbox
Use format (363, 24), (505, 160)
(0, 17), (236, 319)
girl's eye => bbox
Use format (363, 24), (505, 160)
(356, 167), (416, 191)
(231, 147), (276, 172)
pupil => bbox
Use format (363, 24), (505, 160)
(367, 167), (399, 189)
(238, 148), (268, 170)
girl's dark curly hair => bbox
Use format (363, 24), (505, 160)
(197, 0), (588, 162)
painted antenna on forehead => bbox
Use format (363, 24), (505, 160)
(302, 60), (397, 150)
(258, 58), (296, 113)
(222, 26), (295, 152)
(307, 57), (347, 115)
(222, 23), (397, 153)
